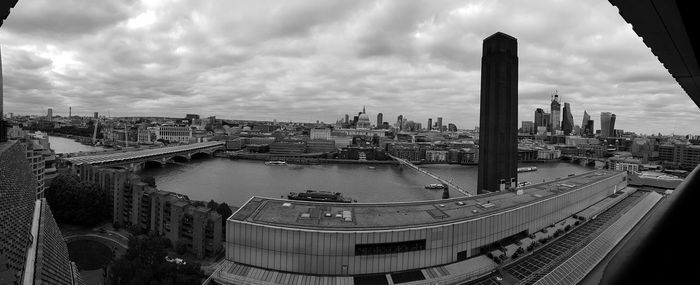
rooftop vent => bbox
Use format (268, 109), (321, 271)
(342, 210), (352, 222)
(282, 202), (292, 207)
(481, 203), (496, 208)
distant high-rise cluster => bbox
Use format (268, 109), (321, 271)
(527, 93), (617, 138)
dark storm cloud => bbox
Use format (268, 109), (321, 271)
(1, 0), (698, 134)
(6, 0), (134, 37)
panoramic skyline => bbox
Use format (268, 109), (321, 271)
(1, 0), (699, 135)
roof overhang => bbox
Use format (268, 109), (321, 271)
(609, 0), (700, 109)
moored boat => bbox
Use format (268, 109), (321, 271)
(425, 183), (446, 190)
(265, 161), (287, 166)
(517, 166), (538, 173)
(287, 190), (354, 203)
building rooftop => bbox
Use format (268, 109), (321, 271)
(230, 170), (622, 231)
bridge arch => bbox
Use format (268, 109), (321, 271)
(190, 150), (213, 159)
(168, 155), (190, 162)
(143, 160), (165, 169)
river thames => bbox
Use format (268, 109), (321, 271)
(49, 135), (104, 154)
(51, 135), (595, 207)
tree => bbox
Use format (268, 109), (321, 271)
(127, 225), (143, 236)
(141, 176), (156, 187)
(110, 235), (204, 284)
(217, 203), (233, 236)
(207, 200), (218, 210)
(46, 174), (109, 227)
(175, 240), (188, 255)
(216, 203), (233, 220)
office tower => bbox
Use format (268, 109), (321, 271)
(544, 113), (551, 132)
(582, 110), (591, 135)
(550, 93), (561, 131)
(477, 32), (518, 194)
(437, 117), (443, 133)
(47, 108), (53, 121)
(69, 106), (71, 118)
(397, 115), (403, 131)
(376, 113), (383, 127)
(610, 114), (617, 137)
(344, 114), (349, 124)
(534, 108), (545, 129)
(94, 112), (99, 119)
(562, 102), (574, 135)
(586, 120), (595, 137)
(428, 118), (432, 131)
(522, 121), (535, 134)
(601, 112), (613, 137)
(185, 114), (199, 124)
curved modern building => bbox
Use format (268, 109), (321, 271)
(217, 170), (627, 283)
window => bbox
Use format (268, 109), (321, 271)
(355, 239), (426, 256)
(457, 250), (468, 261)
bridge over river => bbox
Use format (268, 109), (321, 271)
(60, 141), (224, 170)
(387, 154), (473, 197)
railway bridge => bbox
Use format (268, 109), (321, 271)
(61, 141), (225, 171)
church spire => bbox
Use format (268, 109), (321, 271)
(363, 105), (366, 114)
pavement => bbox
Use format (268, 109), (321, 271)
(60, 223), (131, 255)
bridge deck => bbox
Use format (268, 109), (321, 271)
(61, 141), (224, 165)
(387, 154), (472, 197)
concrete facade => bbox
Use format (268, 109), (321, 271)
(156, 125), (192, 143)
(75, 164), (223, 259)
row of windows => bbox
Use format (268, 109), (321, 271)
(355, 240), (426, 256)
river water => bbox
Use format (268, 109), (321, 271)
(51, 136), (594, 206)
(138, 159), (593, 207)
(49, 135), (105, 154)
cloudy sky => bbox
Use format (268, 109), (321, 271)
(1, 0), (699, 135)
